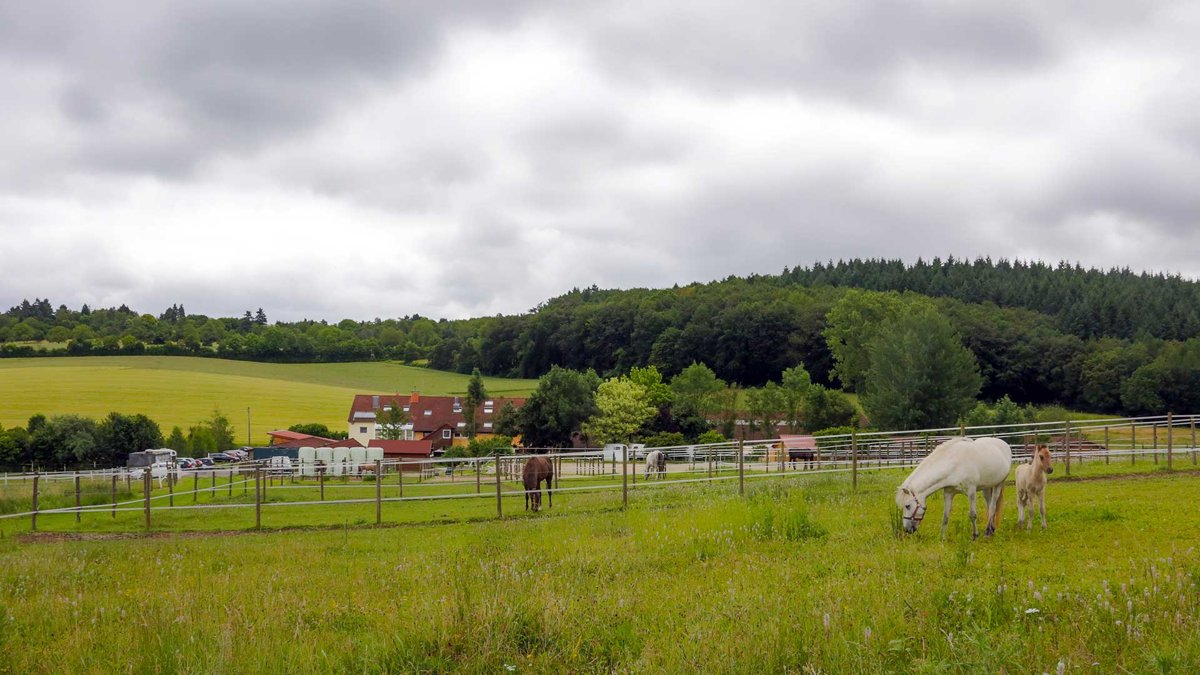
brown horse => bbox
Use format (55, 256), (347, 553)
(522, 455), (554, 512)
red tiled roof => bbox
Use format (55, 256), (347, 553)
(269, 432), (362, 449)
(346, 393), (525, 434)
(369, 439), (435, 458)
(268, 429), (317, 442)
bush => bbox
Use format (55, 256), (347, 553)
(696, 430), (726, 445)
(641, 431), (686, 448)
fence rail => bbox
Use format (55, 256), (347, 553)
(3, 413), (1198, 532)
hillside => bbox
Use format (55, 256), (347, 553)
(0, 356), (537, 443)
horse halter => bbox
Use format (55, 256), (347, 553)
(903, 489), (927, 526)
(909, 501), (927, 525)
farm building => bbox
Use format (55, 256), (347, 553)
(346, 392), (524, 451)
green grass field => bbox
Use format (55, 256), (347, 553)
(2, 461), (1200, 673)
(0, 356), (537, 444)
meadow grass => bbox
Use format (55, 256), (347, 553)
(0, 356), (537, 443)
(2, 465), (1200, 673)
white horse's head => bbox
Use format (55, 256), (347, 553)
(895, 486), (927, 534)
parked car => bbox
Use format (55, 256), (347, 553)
(209, 452), (235, 463)
(196, 457), (215, 469)
(178, 457), (199, 470)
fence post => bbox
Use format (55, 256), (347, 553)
(143, 468), (151, 530)
(959, 423), (965, 437)
(75, 472), (81, 523)
(254, 468), (262, 529)
(111, 473), (117, 519)
(851, 430), (858, 490)
(495, 451), (503, 518)
(476, 458), (481, 494)
(193, 472), (199, 503)
(31, 473), (39, 532)
(1131, 421), (1137, 465)
(1064, 421), (1071, 477)
(229, 469), (234, 496)
(399, 462), (404, 498)
(1153, 423), (1159, 464)
(1104, 426), (1110, 465)
(1168, 412), (1174, 470)
(167, 470), (174, 507)
(738, 439), (745, 496)
(622, 446), (629, 509)
(1193, 415), (1198, 465)
(375, 459), (382, 526)
(319, 467), (325, 501)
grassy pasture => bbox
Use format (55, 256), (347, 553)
(2, 464), (1200, 673)
(0, 356), (537, 443)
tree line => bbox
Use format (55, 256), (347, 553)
(5, 258), (1200, 417)
(0, 409), (240, 471)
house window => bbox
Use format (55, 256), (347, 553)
(442, 429), (452, 439)
(483, 407), (493, 414)
(485, 400), (494, 406)
(484, 422), (493, 430)
(456, 422), (466, 427)
(359, 426), (367, 434)
(402, 405), (410, 412)
(383, 406), (392, 411)
(423, 410), (432, 416)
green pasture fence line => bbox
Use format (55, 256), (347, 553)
(8, 413), (1199, 532)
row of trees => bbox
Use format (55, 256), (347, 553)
(7, 259), (1200, 417)
(503, 362), (859, 448)
(0, 409), (239, 471)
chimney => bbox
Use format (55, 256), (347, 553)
(372, 395), (380, 409)
(410, 391), (420, 404)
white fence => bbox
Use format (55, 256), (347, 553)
(3, 413), (1197, 532)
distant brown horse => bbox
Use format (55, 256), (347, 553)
(523, 455), (554, 512)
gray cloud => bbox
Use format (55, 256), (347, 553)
(2, 1), (1200, 321)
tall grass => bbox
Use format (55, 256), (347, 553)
(3, 470), (1200, 672)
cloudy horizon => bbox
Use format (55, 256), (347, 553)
(2, 1), (1198, 322)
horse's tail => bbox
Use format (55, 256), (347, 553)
(993, 484), (1005, 529)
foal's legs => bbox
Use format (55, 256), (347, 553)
(940, 488), (955, 536)
(1038, 490), (1047, 529)
(1017, 489), (1026, 529)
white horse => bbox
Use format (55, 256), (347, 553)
(895, 437), (1012, 538)
(1016, 444), (1053, 529)
(644, 449), (666, 480)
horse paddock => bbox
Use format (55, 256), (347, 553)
(3, 465), (1200, 673)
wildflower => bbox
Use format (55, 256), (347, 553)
(1034, 591), (1042, 601)
(823, 613), (830, 633)
(1057, 661), (1065, 675)
(864, 627), (872, 641)
(1025, 608), (1040, 615)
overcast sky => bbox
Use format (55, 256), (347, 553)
(2, 1), (1198, 322)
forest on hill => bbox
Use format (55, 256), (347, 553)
(4, 258), (1200, 417)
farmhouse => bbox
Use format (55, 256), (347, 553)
(346, 392), (524, 451)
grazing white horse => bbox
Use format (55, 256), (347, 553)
(896, 437), (1012, 538)
(1016, 445), (1053, 530)
(644, 449), (666, 480)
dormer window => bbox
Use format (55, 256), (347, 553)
(485, 400), (494, 406)
(456, 422), (466, 427)
(423, 410), (432, 416)
(402, 405), (410, 412)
